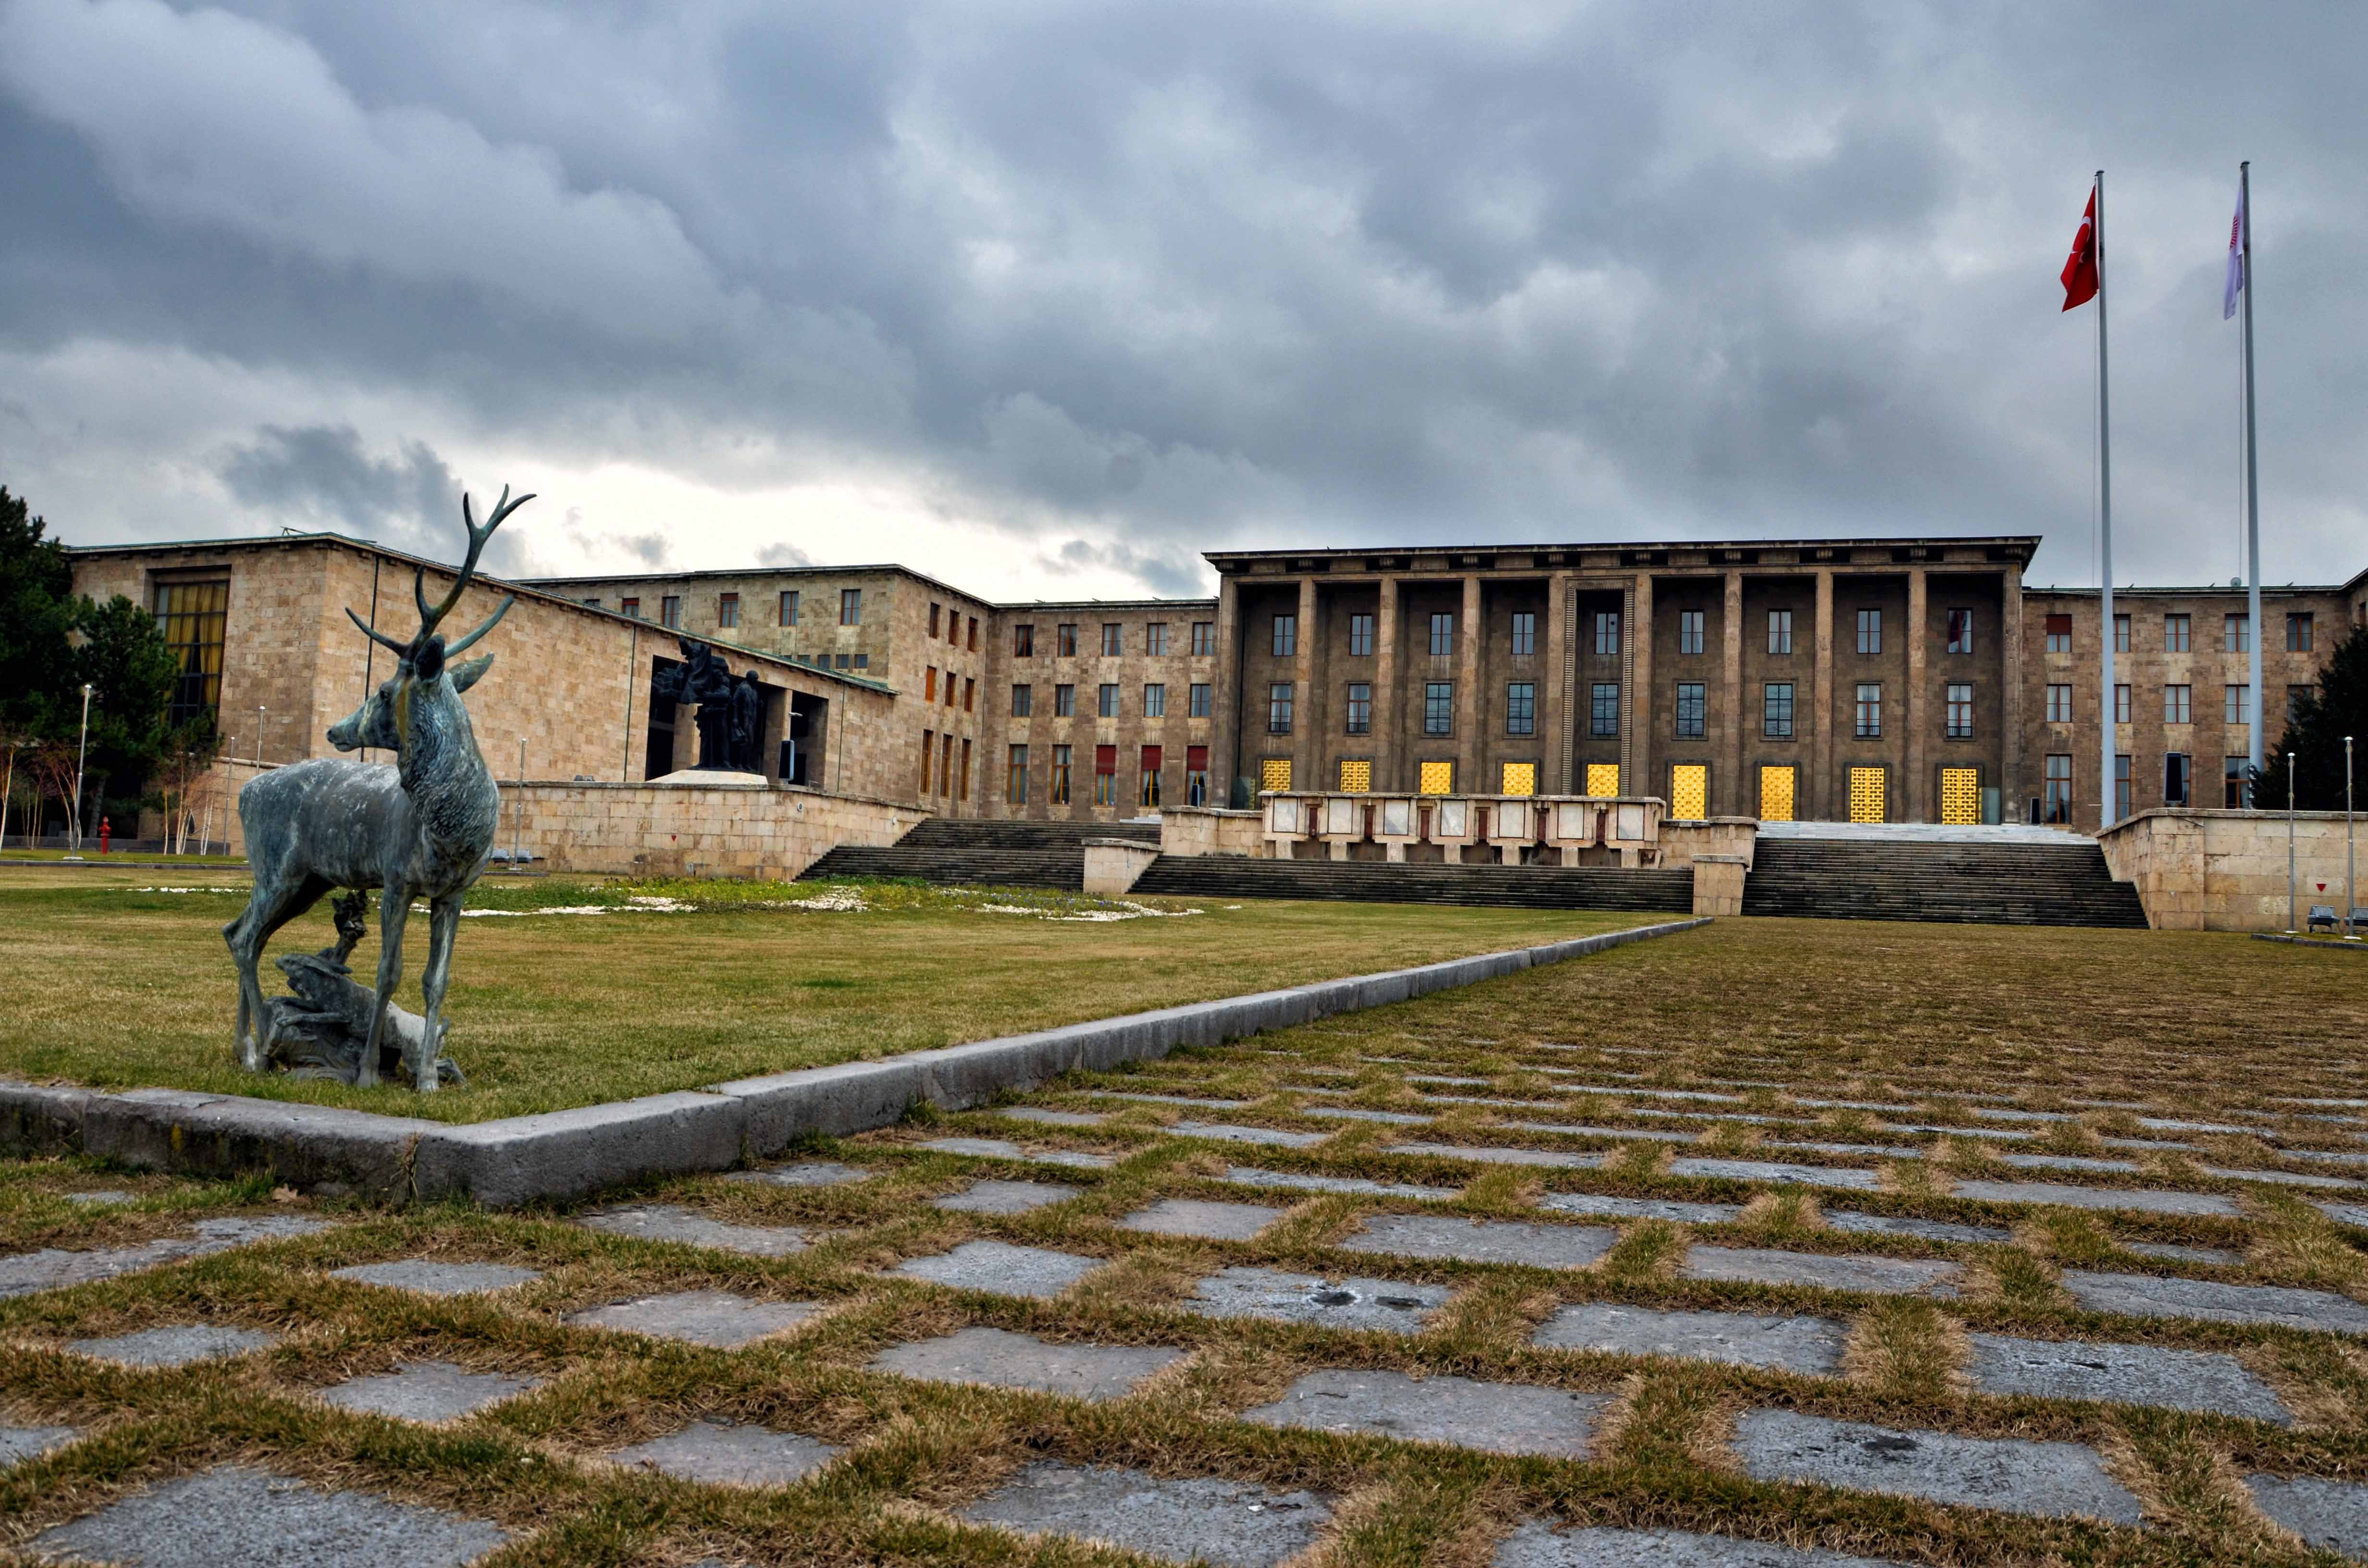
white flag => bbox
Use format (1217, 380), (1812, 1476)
(2223, 181), (2247, 319)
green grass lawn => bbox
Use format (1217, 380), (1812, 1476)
(0, 867), (1650, 1124)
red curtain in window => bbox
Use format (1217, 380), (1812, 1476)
(1095, 745), (1117, 774)
(1140, 745), (1162, 775)
(1186, 745), (1208, 772)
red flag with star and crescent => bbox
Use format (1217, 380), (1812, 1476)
(2061, 186), (2098, 310)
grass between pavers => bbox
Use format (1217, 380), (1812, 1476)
(5, 918), (2368, 1565)
(0, 865), (1649, 1126)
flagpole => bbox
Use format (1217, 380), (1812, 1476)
(2240, 160), (2263, 803)
(2095, 171), (2116, 830)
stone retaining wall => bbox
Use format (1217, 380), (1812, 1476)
(2099, 808), (2364, 931)
(506, 781), (926, 881)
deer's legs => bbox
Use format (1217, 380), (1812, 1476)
(359, 883), (410, 1090)
(222, 873), (330, 1072)
(415, 896), (462, 1092)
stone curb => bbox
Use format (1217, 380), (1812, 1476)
(2251, 932), (2368, 953)
(0, 917), (1710, 1208)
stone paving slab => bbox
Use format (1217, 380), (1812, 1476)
(998, 1108), (1108, 1127)
(1181, 1265), (1451, 1334)
(577, 1203), (811, 1256)
(1667, 1159), (1881, 1191)
(871, 1325), (1184, 1401)
(1540, 1192), (1743, 1224)
(1340, 1213), (1616, 1269)
(890, 1239), (1104, 1298)
(1221, 1167), (1458, 1201)
(1684, 1246), (1960, 1298)
(2207, 1166), (2361, 1189)
(2123, 1241), (2245, 1265)
(1508, 1122), (1684, 1142)
(2245, 1473), (2368, 1559)
(962, 1459), (1330, 1568)
(1494, 1520), (1911, 1567)
(1950, 1181), (2240, 1217)
(2320, 1202), (2368, 1228)
(318, 1360), (541, 1423)
(1117, 1198), (1285, 1239)
(609, 1419), (842, 1487)
(1824, 1212), (2008, 1244)
(1243, 1368), (1607, 1456)
(934, 1179), (1081, 1214)
(1172, 1121), (1328, 1148)
(2060, 1270), (2368, 1331)
(63, 1189), (133, 1205)
(28, 1464), (509, 1567)
(1768, 1141), (1922, 1160)
(0, 1424), (78, 1466)
(1733, 1409), (2145, 1523)
(1391, 1143), (1607, 1169)
(567, 1290), (823, 1348)
(1965, 1333), (2291, 1422)
(724, 1160), (869, 1187)
(1994, 1154), (2139, 1174)
(331, 1260), (542, 1296)
(1532, 1302), (1845, 1373)
(917, 1137), (1115, 1168)
(1305, 1106), (1432, 1124)
(1097, 1092), (1257, 1110)
(69, 1324), (278, 1366)
(0, 1214), (334, 1300)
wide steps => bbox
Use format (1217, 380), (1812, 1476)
(797, 814), (1159, 890)
(1740, 837), (2148, 928)
(1129, 856), (1694, 912)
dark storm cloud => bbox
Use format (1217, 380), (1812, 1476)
(1, 0), (2362, 594)
(218, 424), (455, 544)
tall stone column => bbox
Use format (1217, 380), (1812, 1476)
(1373, 576), (1401, 791)
(1211, 571), (1243, 804)
(1627, 574), (1654, 798)
(1457, 575), (1484, 793)
(1722, 570), (1745, 814)
(1543, 571), (1572, 792)
(1999, 565), (2023, 821)
(1905, 566), (1928, 821)
(1813, 568), (1835, 819)
(1293, 576), (1320, 789)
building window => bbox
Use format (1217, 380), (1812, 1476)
(1946, 683), (1974, 738)
(620, 597), (641, 618)
(1057, 623), (1078, 657)
(1418, 760), (1454, 794)
(2114, 613), (2131, 652)
(1269, 683), (1293, 733)
(1510, 612), (1536, 657)
(1679, 610), (1704, 656)
(854, 652), (867, 670)
(1189, 682), (1211, 718)
(1140, 745), (1162, 808)
(1349, 613), (1375, 656)
(1675, 682), (1706, 739)
(2225, 756), (2249, 808)
(1768, 609), (1794, 655)
(1186, 745), (1209, 805)
(1013, 623), (1035, 657)
(963, 677), (975, 712)
(1054, 683), (1074, 717)
(2046, 684), (2073, 723)
(1011, 684), (1033, 717)
(2290, 684), (2314, 724)
(1855, 683), (1881, 738)
(660, 595), (681, 629)
(1050, 745), (1073, 805)
(2115, 753), (2132, 821)
(2287, 612), (2315, 652)
(1505, 682), (1536, 736)
(1007, 745), (1029, 803)
(1590, 683), (1619, 738)
(924, 666), (937, 701)
(1946, 608), (1974, 654)
(1098, 683), (1120, 718)
(1270, 615), (1295, 657)
(2164, 752), (2191, 806)
(2044, 755), (2073, 823)
(2164, 684), (2192, 724)
(2225, 684), (2249, 725)
(1146, 622), (1170, 656)
(2224, 612), (2249, 653)
(2164, 613), (2190, 652)
(154, 578), (230, 726)
(839, 588), (862, 625)
(2115, 683), (2131, 723)
(1428, 612), (1455, 656)
(1093, 745), (1118, 807)
(1101, 623), (1123, 657)
(835, 653), (851, 670)
(1191, 621), (1215, 657)
(777, 590), (799, 626)
(958, 737), (972, 800)
(1592, 611), (1619, 656)
(1856, 609), (1881, 655)
(1143, 683), (1166, 718)
(919, 729), (934, 794)
(967, 615), (978, 651)
(2045, 612), (2072, 653)
(1764, 682), (1794, 739)
(1345, 682), (1371, 735)
(1340, 759), (1372, 793)
(715, 592), (739, 629)
(1423, 682), (1454, 736)
(928, 602), (941, 637)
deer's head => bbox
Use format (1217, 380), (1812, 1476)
(331, 487), (531, 754)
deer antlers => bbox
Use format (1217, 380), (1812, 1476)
(347, 486), (533, 660)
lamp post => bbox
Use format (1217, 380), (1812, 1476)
(0, 739), (18, 852)
(513, 738), (526, 872)
(2347, 736), (2356, 938)
(70, 683), (94, 852)
(256, 704), (267, 767)
(2287, 752), (2297, 934)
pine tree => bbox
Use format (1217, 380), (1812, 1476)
(2257, 623), (2368, 810)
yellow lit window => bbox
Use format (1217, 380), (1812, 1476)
(1338, 760), (1372, 793)
(1500, 762), (1537, 796)
(1260, 758), (1293, 792)
(1585, 762), (1621, 797)
(1758, 765), (1795, 822)
(1940, 767), (1980, 825)
(1418, 760), (1455, 795)
(1849, 766), (1886, 822)
(1670, 763), (1708, 819)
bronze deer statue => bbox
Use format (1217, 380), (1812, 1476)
(223, 488), (530, 1090)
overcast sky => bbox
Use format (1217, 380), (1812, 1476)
(2, 0), (2360, 601)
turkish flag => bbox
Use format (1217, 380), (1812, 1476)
(2061, 187), (2099, 311)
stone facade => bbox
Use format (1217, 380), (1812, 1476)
(2098, 808), (2364, 932)
(503, 781), (922, 880)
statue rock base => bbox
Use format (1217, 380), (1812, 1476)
(259, 950), (462, 1089)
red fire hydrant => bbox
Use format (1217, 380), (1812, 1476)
(99, 817), (111, 856)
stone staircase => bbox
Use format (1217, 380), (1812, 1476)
(1128, 856), (1696, 912)
(798, 817), (1159, 891)
(1740, 834), (2149, 928)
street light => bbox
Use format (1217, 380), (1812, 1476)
(2347, 736), (2356, 939)
(256, 704), (267, 766)
(70, 683), (93, 852)
(0, 739), (18, 852)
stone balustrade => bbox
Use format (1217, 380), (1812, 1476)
(1254, 793), (1667, 866)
